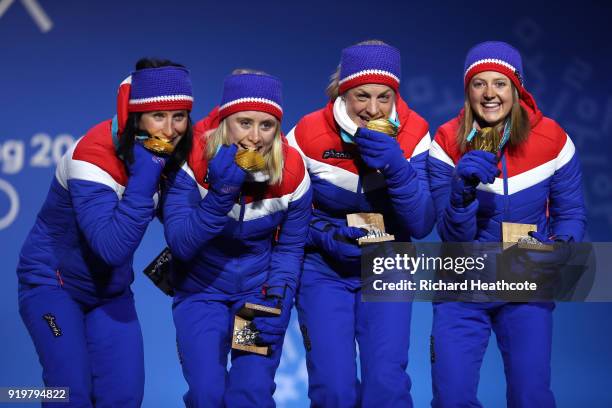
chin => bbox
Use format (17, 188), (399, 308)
(478, 113), (502, 127)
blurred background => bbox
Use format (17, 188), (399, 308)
(1, 1), (611, 406)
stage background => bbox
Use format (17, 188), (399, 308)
(1, 1), (611, 406)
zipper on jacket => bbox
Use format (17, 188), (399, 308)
(237, 192), (246, 292)
(501, 154), (509, 221)
(56, 270), (64, 287)
(238, 192), (246, 233)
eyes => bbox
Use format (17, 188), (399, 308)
(472, 80), (508, 89)
(152, 112), (187, 122)
(238, 119), (276, 131)
(356, 93), (391, 102)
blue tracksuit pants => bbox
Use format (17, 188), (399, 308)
(431, 302), (555, 408)
(172, 292), (285, 408)
(18, 284), (144, 408)
(296, 254), (413, 408)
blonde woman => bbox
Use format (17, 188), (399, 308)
(162, 71), (312, 408)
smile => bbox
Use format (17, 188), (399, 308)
(481, 102), (501, 111)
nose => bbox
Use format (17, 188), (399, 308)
(365, 99), (380, 118)
(246, 126), (261, 145)
(484, 84), (495, 99)
(161, 118), (173, 138)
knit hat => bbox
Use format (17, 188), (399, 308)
(463, 41), (537, 111)
(338, 43), (401, 95)
(218, 73), (283, 121)
(116, 66), (193, 135)
(464, 41), (527, 92)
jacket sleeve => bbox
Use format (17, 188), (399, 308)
(266, 170), (312, 296)
(385, 131), (435, 239)
(286, 125), (324, 252)
(428, 132), (478, 242)
(68, 168), (156, 268)
(162, 165), (233, 262)
(548, 135), (587, 242)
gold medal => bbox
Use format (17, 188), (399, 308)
(235, 149), (266, 172)
(366, 118), (399, 138)
(142, 136), (175, 155)
(468, 127), (502, 154)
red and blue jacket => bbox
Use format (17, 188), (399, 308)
(287, 96), (433, 246)
(163, 108), (312, 296)
(428, 101), (586, 243)
(17, 120), (158, 297)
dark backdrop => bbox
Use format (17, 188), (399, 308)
(1, 1), (611, 406)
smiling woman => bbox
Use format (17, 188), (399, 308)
(427, 41), (587, 408)
(116, 58), (193, 171)
(139, 110), (189, 147)
(16, 57), (194, 408)
(286, 40), (434, 407)
(344, 84), (394, 127)
(459, 55), (530, 152)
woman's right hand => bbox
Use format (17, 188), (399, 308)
(456, 150), (499, 185)
(207, 144), (246, 196)
(309, 223), (369, 263)
(449, 150), (499, 207)
(126, 142), (167, 198)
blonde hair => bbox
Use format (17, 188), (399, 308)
(325, 39), (390, 100)
(457, 85), (530, 152)
(205, 118), (285, 185)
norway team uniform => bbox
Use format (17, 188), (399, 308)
(287, 97), (433, 407)
(17, 120), (151, 407)
(163, 110), (312, 408)
(428, 100), (586, 407)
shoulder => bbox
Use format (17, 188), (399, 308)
(280, 142), (307, 193)
(293, 107), (331, 145)
(531, 116), (568, 153)
(430, 117), (462, 165)
(69, 119), (128, 186)
(396, 97), (429, 138)
(395, 97), (430, 158)
(185, 118), (213, 187)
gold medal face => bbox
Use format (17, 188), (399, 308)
(468, 127), (502, 153)
(143, 136), (175, 155)
(366, 119), (399, 138)
(234, 149), (266, 172)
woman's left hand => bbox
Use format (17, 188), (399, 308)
(245, 293), (293, 347)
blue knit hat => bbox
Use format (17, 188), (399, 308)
(218, 73), (283, 121)
(116, 65), (193, 135)
(464, 41), (524, 91)
(128, 67), (193, 112)
(338, 43), (401, 94)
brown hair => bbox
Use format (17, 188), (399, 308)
(457, 85), (530, 152)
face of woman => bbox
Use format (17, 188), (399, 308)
(468, 71), (514, 128)
(138, 110), (189, 146)
(344, 84), (395, 127)
(226, 111), (278, 155)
